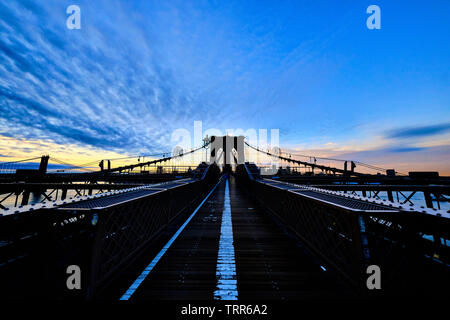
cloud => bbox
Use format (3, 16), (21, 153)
(386, 123), (450, 139)
(283, 144), (450, 175)
(0, 0), (225, 155)
(382, 146), (426, 153)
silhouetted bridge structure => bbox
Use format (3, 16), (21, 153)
(0, 137), (449, 299)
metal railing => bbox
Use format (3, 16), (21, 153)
(0, 164), (220, 299)
(236, 163), (450, 296)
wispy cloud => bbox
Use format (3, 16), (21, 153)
(382, 146), (426, 153)
(386, 123), (450, 139)
(0, 0), (226, 155)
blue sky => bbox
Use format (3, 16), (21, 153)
(0, 0), (449, 172)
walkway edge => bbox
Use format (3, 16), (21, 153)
(119, 177), (224, 300)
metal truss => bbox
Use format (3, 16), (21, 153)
(236, 163), (450, 295)
(0, 164), (220, 298)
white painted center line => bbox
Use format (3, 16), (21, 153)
(119, 178), (223, 300)
(214, 178), (238, 300)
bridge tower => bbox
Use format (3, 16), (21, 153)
(210, 136), (245, 171)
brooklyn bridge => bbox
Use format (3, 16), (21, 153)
(0, 136), (448, 300)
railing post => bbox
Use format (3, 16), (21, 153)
(39, 155), (49, 174)
(424, 192), (433, 208)
(349, 214), (371, 292)
(21, 190), (30, 205)
(387, 190), (394, 202)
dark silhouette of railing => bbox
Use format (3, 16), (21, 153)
(1, 139), (449, 299)
(235, 163), (450, 296)
(0, 163), (220, 299)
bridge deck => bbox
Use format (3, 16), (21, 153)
(113, 176), (352, 300)
(59, 179), (195, 210)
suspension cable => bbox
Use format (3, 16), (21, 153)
(245, 142), (368, 176)
(102, 142), (209, 173)
(0, 156), (42, 166)
(246, 142), (406, 176)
